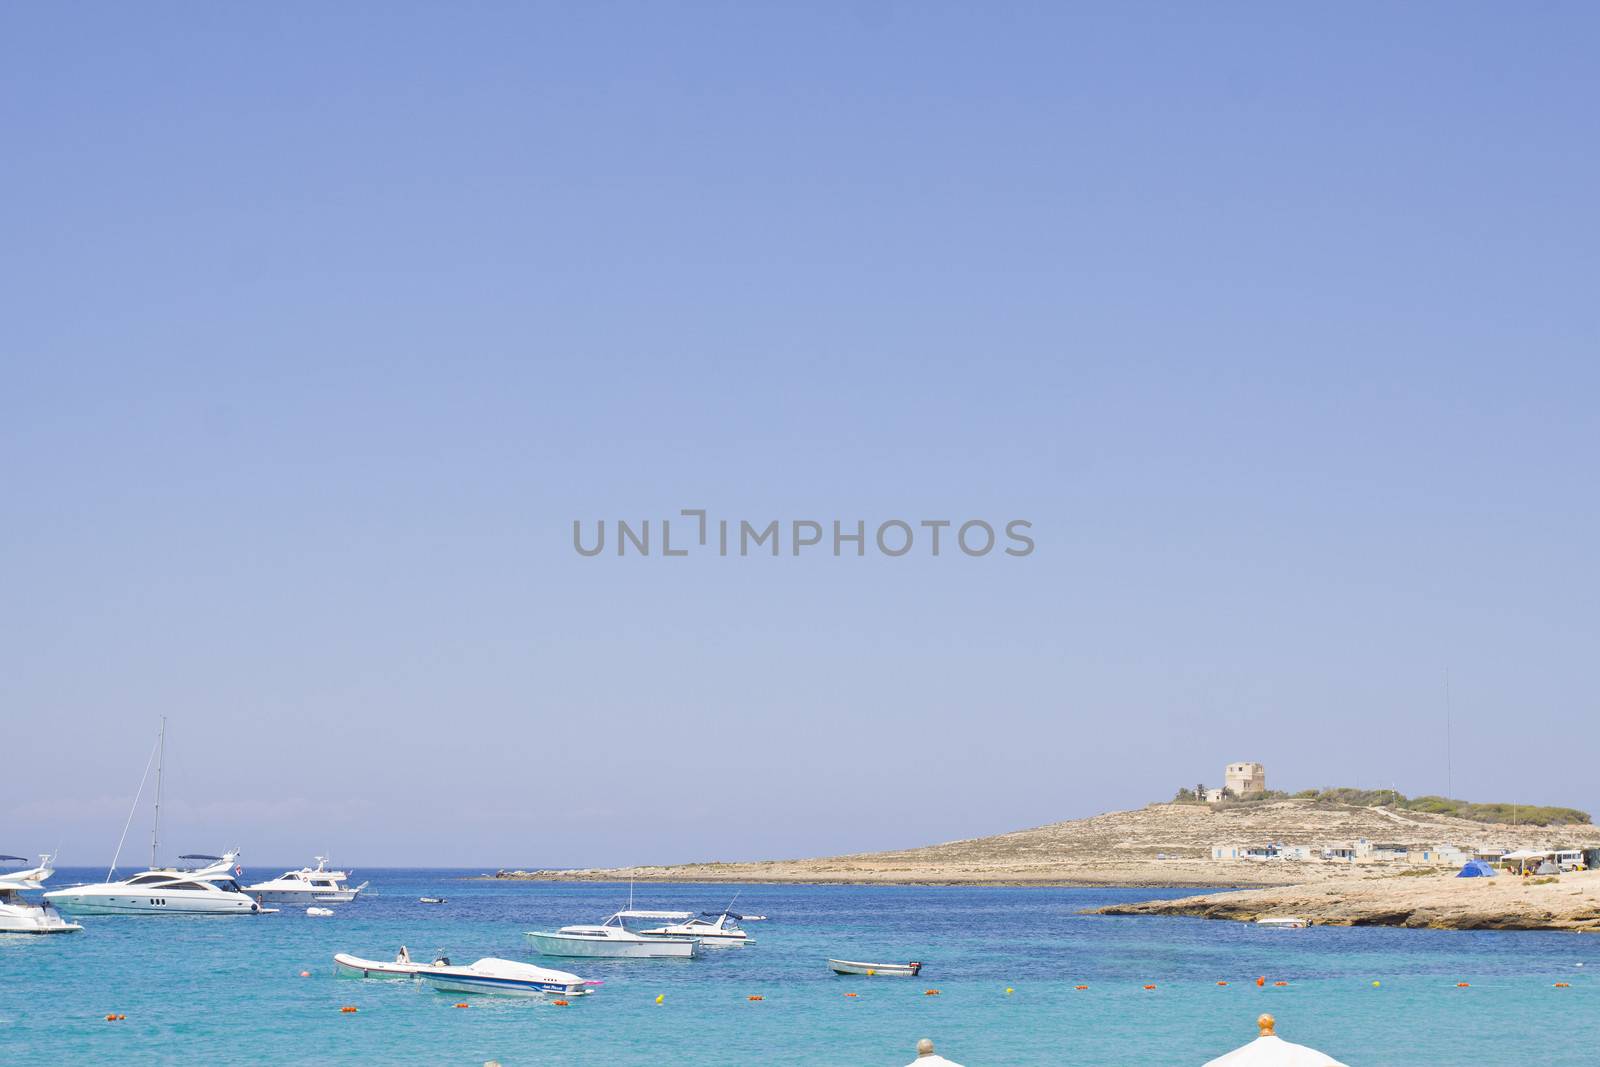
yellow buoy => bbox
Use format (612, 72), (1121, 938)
(1372, 981), (1381, 987)
(1004, 987), (1013, 995)
(655, 995), (664, 1004)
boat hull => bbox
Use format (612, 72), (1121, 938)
(334, 953), (427, 978)
(526, 931), (697, 958)
(44, 890), (261, 916)
(640, 930), (751, 946)
(0, 907), (83, 933)
(250, 888), (361, 903)
(421, 972), (589, 997)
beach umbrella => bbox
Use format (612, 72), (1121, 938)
(904, 1037), (964, 1067)
(1201, 1015), (1348, 1067)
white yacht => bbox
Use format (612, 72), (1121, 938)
(45, 720), (267, 917)
(46, 851), (266, 916)
(0, 854), (83, 933)
(526, 911), (699, 958)
(245, 857), (367, 904)
(639, 908), (755, 946)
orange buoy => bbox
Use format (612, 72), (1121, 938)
(454, 1002), (469, 1009)
(844, 992), (858, 998)
(553, 999), (570, 1007)
(924, 989), (941, 996)
(1074, 985), (1088, 990)
(1274, 981), (1288, 987)
(1256, 976), (1266, 987)
(299, 971), (311, 978)
(748, 995), (764, 1001)
(1217, 981), (1228, 986)
(340, 1005), (359, 1013)
(1457, 982), (1470, 988)
(1143, 984), (1156, 990)
(105, 1014), (118, 1022)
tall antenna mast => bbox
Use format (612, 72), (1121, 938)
(151, 717), (166, 869)
(1444, 669), (1453, 798)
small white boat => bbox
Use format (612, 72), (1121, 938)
(246, 857), (368, 904)
(0, 854), (83, 934)
(419, 896), (447, 905)
(639, 909), (755, 946)
(827, 958), (923, 977)
(334, 946), (450, 978)
(419, 957), (594, 997)
(527, 912), (699, 958)
(306, 906), (334, 917)
(1255, 916), (1311, 928)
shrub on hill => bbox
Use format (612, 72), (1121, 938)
(1166, 786), (1591, 825)
(1305, 789), (1590, 826)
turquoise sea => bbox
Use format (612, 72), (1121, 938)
(6, 870), (1598, 1065)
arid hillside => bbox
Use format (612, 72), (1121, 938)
(497, 800), (1600, 887)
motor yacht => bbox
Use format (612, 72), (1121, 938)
(639, 908), (755, 946)
(0, 854), (83, 933)
(47, 721), (268, 916)
(45, 851), (267, 916)
(245, 857), (367, 904)
(526, 911), (698, 958)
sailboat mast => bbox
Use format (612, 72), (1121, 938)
(151, 717), (166, 869)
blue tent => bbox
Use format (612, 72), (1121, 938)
(1457, 859), (1496, 877)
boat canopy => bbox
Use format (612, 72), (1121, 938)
(614, 909), (693, 920)
(0, 855), (27, 863)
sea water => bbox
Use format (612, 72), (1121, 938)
(5, 870), (1597, 1065)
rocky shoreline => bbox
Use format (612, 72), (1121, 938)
(1093, 868), (1600, 931)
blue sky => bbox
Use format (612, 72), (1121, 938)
(4, 4), (1597, 866)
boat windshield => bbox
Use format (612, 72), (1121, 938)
(216, 880), (244, 893)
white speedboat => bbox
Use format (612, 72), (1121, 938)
(0, 854), (83, 933)
(639, 909), (755, 946)
(1256, 916), (1311, 928)
(526, 912), (699, 958)
(827, 958), (923, 977)
(420, 957), (594, 997)
(245, 857), (367, 904)
(335, 946), (450, 978)
(46, 852), (266, 916)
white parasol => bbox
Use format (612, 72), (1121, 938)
(1202, 1015), (1350, 1067)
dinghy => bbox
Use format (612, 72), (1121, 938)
(827, 958), (923, 977)
(334, 946), (449, 978)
